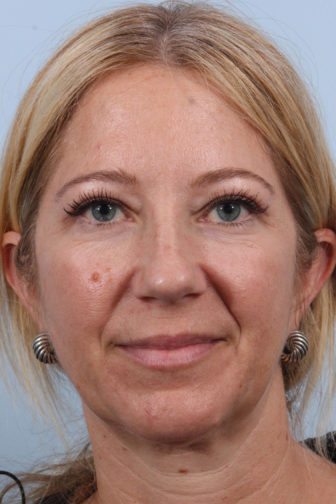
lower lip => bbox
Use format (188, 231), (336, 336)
(118, 342), (219, 369)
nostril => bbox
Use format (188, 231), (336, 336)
(132, 256), (207, 304)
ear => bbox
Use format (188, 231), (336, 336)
(2, 231), (40, 323)
(296, 228), (336, 319)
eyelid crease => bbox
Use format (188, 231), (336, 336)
(191, 167), (275, 195)
(56, 169), (138, 201)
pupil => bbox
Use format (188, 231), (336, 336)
(217, 203), (241, 222)
(92, 203), (116, 222)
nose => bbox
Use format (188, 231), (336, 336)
(132, 224), (207, 304)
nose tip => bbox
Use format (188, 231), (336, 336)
(132, 242), (207, 304)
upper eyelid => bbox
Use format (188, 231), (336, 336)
(199, 193), (267, 215)
(63, 189), (267, 217)
(64, 194), (127, 217)
(198, 196), (267, 227)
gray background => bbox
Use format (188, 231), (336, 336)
(0, 0), (335, 472)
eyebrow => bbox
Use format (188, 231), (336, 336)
(191, 167), (274, 194)
(55, 169), (138, 200)
(55, 166), (274, 200)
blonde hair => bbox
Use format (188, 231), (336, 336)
(0, 0), (335, 499)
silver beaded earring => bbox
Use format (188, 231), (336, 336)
(281, 330), (309, 363)
(32, 333), (58, 364)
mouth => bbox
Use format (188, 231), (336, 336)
(116, 334), (224, 369)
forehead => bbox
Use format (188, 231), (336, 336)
(50, 64), (280, 190)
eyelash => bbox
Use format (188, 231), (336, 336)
(64, 189), (268, 224)
(201, 189), (268, 223)
(64, 189), (127, 217)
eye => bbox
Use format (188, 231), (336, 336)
(64, 193), (128, 224)
(201, 192), (267, 225)
(211, 201), (248, 223)
(88, 202), (122, 222)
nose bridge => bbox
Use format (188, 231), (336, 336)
(132, 207), (206, 303)
(151, 217), (188, 274)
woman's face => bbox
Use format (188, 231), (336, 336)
(32, 66), (300, 442)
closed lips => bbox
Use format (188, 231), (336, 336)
(116, 334), (224, 368)
(117, 334), (224, 349)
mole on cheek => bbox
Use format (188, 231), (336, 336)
(90, 272), (100, 283)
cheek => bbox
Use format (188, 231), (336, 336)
(201, 237), (297, 418)
(35, 243), (127, 360)
(204, 236), (297, 352)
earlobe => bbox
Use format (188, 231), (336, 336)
(2, 231), (38, 321)
(298, 228), (336, 316)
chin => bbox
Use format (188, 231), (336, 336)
(132, 420), (220, 447)
(82, 360), (263, 447)
(120, 397), (228, 446)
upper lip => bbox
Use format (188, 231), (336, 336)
(117, 334), (224, 350)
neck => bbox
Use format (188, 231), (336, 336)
(83, 372), (312, 504)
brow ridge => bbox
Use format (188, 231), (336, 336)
(191, 167), (274, 194)
(55, 169), (138, 200)
(56, 166), (274, 200)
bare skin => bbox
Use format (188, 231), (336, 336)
(3, 66), (336, 503)
(82, 369), (336, 504)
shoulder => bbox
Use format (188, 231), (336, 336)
(304, 432), (336, 463)
(36, 491), (72, 503)
(297, 432), (336, 502)
(37, 498), (64, 504)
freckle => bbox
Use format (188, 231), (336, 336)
(188, 96), (196, 105)
(178, 468), (189, 474)
(91, 272), (100, 282)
